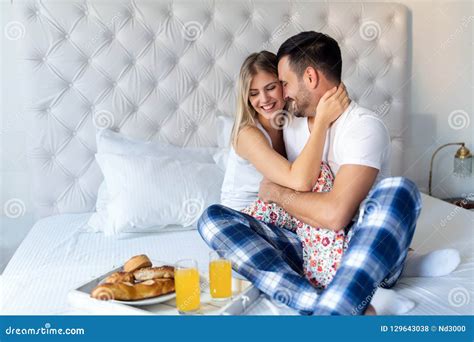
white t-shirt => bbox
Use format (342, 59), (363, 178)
(284, 101), (391, 187)
(220, 123), (272, 211)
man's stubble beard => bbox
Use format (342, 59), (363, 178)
(293, 82), (315, 118)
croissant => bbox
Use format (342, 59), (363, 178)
(91, 279), (175, 301)
(103, 271), (135, 284)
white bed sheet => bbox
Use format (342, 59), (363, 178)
(1, 194), (473, 315)
(0, 214), (213, 314)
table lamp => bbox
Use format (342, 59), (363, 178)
(428, 142), (472, 196)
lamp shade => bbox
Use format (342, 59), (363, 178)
(454, 145), (472, 177)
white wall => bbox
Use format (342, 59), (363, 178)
(394, 0), (473, 199)
(1, 0), (473, 271)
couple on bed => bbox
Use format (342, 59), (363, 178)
(197, 31), (460, 315)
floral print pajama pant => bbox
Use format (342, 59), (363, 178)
(241, 162), (354, 289)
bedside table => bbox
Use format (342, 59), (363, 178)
(441, 197), (474, 210)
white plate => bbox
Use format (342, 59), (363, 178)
(113, 291), (176, 306)
(99, 260), (177, 306)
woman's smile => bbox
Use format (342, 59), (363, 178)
(260, 102), (277, 112)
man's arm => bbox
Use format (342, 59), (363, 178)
(259, 164), (379, 231)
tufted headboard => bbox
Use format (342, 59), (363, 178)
(13, 0), (410, 217)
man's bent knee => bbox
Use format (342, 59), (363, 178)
(373, 177), (422, 216)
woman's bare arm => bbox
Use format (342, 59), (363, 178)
(236, 84), (350, 191)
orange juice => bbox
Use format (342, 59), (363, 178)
(209, 259), (232, 299)
(175, 267), (200, 313)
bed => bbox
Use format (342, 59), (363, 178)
(1, 194), (473, 315)
(2, 0), (473, 315)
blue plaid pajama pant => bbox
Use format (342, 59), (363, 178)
(197, 177), (422, 315)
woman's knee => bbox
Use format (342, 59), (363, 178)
(198, 204), (224, 233)
(197, 204), (238, 239)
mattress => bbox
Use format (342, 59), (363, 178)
(1, 194), (473, 315)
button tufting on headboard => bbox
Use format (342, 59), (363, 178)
(14, 0), (409, 217)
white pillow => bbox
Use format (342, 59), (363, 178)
(94, 153), (223, 236)
(213, 148), (230, 172)
(216, 116), (234, 148)
(96, 129), (217, 162)
(88, 129), (221, 235)
(213, 116), (234, 171)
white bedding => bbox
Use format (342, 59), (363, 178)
(1, 194), (473, 315)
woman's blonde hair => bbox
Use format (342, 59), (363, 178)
(230, 51), (278, 148)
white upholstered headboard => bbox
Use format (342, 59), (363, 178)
(13, 0), (410, 217)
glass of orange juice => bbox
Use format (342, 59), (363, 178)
(209, 250), (232, 300)
(175, 259), (201, 314)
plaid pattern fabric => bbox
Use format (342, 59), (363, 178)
(198, 177), (422, 315)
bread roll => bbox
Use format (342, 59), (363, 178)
(123, 254), (152, 273)
(133, 266), (174, 281)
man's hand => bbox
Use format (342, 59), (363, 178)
(258, 178), (293, 204)
(264, 165), (379, 231)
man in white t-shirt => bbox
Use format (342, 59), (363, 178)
(198, 31), (422, 316)
(284, 100), (392, 190)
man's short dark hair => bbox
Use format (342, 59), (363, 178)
(277, 31), (342, 83)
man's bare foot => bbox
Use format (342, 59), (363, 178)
(364, 304), (376, 315)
